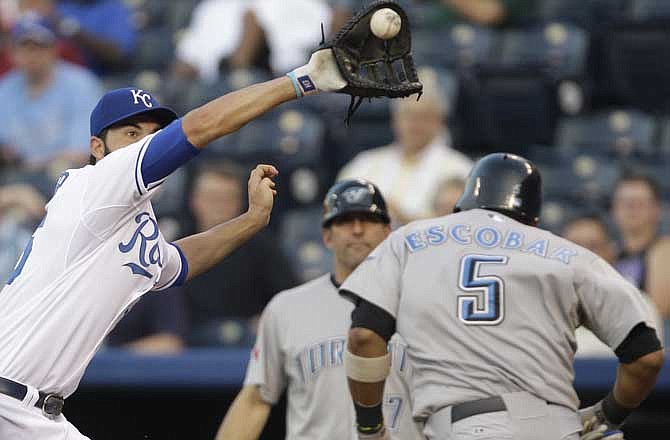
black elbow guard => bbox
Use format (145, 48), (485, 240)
(614, 323), (662, 364)
(350, 298), (396, 342)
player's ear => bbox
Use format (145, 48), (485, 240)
(322, 227), (334, 250)
(89, 136), (105, 163)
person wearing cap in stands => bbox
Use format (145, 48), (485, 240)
(0, 13), (102, 170)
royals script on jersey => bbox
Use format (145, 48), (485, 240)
(341, 209), (655, 421)
(0, 133), (187, 397)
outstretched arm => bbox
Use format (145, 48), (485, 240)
(183, 50), (345, 149)
(175, 164), (277, 281)
(216, 385), (271, 440)
(182, 77), (296, 148)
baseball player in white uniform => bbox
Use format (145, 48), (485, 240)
(338, 153), (665, 440)
(216, 179), (424, 440)
(0, 39), (367, 439)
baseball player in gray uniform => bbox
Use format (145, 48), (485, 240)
(216, 179), (424, 440)
(338, 153), (664, 440)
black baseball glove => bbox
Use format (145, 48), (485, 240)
(287, 0), (423, 122)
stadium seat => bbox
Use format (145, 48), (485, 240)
(232, 110), (327, 208)
(165, 0), (200, 32)
(603, 0), (670, 111)
(496, 23), (589, 79)
(555, 109), (656, 157)
(457, 23), (590, 152)
(535, 0), (599, 29)
(539, 198), (586, 233)
(180, 69), (273, 110)
(628, 0), (670, 20)
(411, 24), (496, 71)
(280, 208), (332, 282)
(538, 153), (620, 205)
(325, 118), (393, 174)
(657, 116), (670, 158)
(231, 110), (325, 165)
(128, 0), (168, 31)
(133, 27), (175, 71)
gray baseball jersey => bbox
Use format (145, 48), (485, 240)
(340, 209), (656, 421)
(244, 274), (424, 440)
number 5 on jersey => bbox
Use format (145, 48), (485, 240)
(458, 254), (508, 325)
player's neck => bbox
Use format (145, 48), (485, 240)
(333, 264), (352, 286)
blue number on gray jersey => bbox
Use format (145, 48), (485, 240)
(457, 254), (508, 325)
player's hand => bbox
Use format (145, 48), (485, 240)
(246, 164), (278, 226)
(579, 403), (624, 440)
(580, 423), (624, 440)
(287, 49), (347, 96)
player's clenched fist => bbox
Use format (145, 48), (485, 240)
(247, 164), (279, 226)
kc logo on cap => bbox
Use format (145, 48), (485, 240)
(131, 89), (153, 108)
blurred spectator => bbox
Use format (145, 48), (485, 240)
(338, 68), (472, 225)
(173, 0), (346, 82)
(0, 1), (87, 75)
(105, 290), (187, 354)
(180, 160), (299, 346)
(415, 0), (535, 28)
(0, 14), (102, 170)
(561, 213), (666, 356)
(0, 183), (44, 283)
(562, 215), (616, 264)
(19, 0), (136, 75)
(173, 0), (254, 83)
(0, 0), (16, 75)
(612, 171), (670, 319)
(431, 176), (465, 217)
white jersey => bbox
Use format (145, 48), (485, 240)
(244, 274), (424, 440)
(341, 209), (656, 421)
(0, 133), (187, 398)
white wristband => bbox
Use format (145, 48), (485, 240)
(286, 65), (319, 98)
(345, 350), (391, 383)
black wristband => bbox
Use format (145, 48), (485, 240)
(354, 401), (383, 433)
(602, 392), (634, 426)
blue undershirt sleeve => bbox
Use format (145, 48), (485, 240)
(140, 119), (200, 189)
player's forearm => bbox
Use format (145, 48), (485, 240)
(445, 0), (506, 25)
(216, 386), (271, 440)
(613, 349), (665, 408)
(347, 328), (388, 406)
(182, 77), (296, 148)
(175, 211), (268, 281)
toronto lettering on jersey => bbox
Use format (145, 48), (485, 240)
(294, 337), (408, 384)
(404, 224), (578, 265)
(118, 212), (163, 278)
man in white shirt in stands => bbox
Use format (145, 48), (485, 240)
(338, 67), (472, 225)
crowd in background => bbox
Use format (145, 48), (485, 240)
(0, 0), (668, 353)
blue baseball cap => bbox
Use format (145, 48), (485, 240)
(90, 87), (179, 136)
(12, 14), (56, 46)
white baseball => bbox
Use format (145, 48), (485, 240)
(370, 8), (401, 40)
